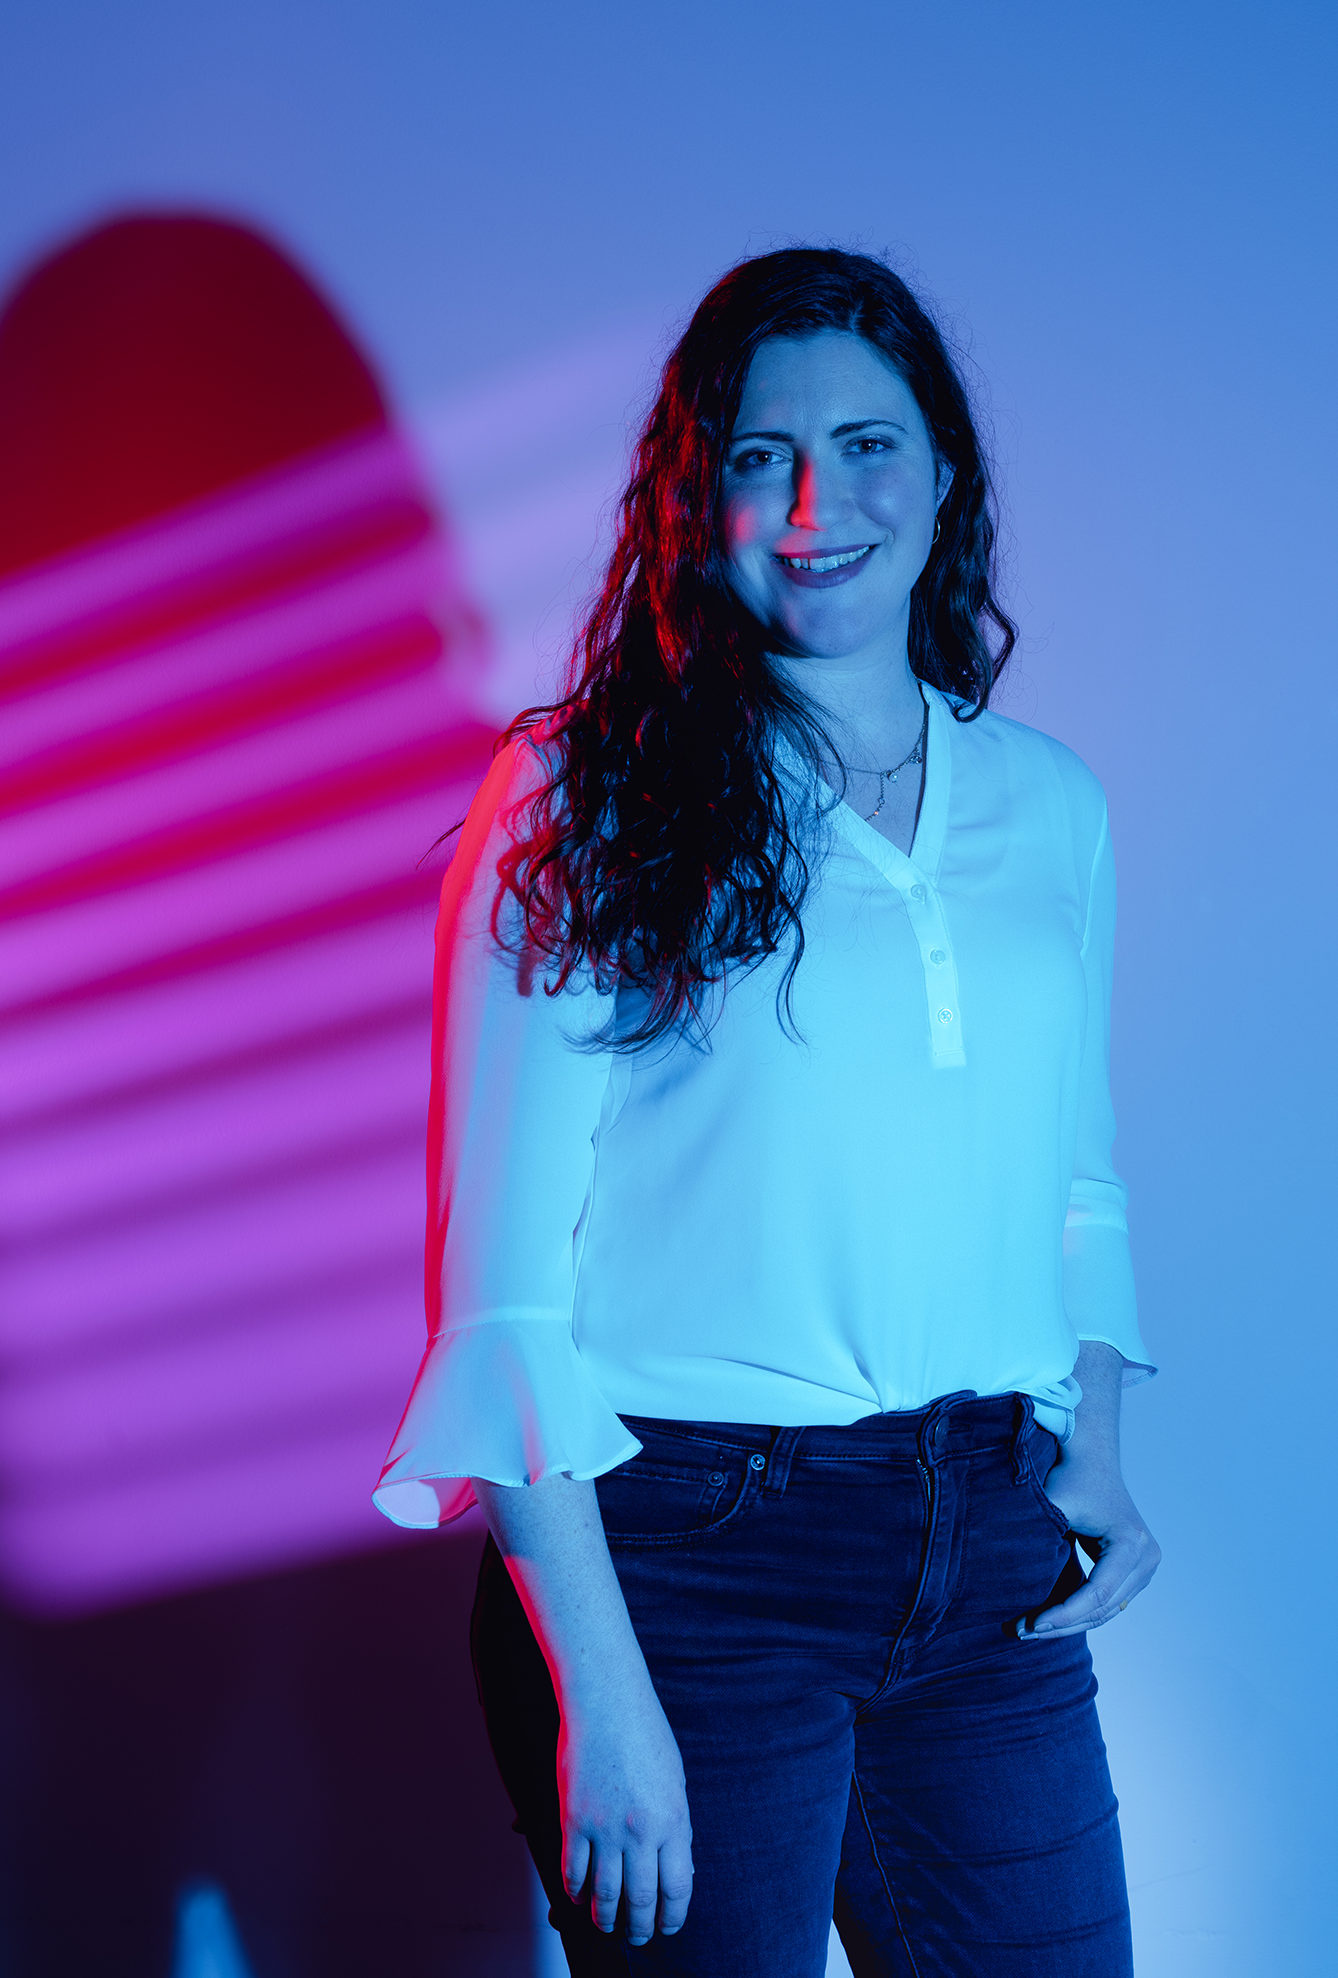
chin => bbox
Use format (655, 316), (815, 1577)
(778, 605), (887, 657)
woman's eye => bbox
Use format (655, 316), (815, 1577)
(731, 448), (783, 472)
(849, 436), (891, 456)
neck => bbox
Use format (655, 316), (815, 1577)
(774, 644), (925, 764)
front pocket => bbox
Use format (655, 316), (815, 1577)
(597, 1454), (751, 1544)
(1026, 1465), (1074, 1538)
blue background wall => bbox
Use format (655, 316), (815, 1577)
(2, 4), (1334, 1971)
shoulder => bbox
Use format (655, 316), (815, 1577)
(956, 699), (1109, 844)
(464, 724), (561, 835)
(437, 733), (559, 927)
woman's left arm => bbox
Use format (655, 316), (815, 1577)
(1025, 769), (1159, 1638)
(1025, 1340), (1161, 1637)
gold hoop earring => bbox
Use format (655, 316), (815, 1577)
(933, 514), (942, 544)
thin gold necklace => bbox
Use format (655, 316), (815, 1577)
(843, 695), (929, 823)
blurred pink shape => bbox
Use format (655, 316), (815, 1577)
(0, 427), (495, 1612)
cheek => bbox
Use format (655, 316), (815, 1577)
(861, 468), (917, 527)
(723, 494), (766, 556)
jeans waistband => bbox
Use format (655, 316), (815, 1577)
(618, 1392), (1049, 1492)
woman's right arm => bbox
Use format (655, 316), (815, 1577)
(375, 742), (691, 1935)
(473, 1473), (694, 1944)
(375, 738), (643, 1530)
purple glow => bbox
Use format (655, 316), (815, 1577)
(0, 428), (493, 1612)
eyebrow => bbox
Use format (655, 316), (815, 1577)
(729, 418), (909, 444)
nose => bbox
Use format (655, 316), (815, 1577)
(789, 454), (837, 532)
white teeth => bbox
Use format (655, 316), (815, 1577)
(778, 546), (872, 572)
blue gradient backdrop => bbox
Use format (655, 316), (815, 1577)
(2, 4), (1333, 1972)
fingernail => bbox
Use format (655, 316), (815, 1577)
(1031, 1623), (1053, 1634)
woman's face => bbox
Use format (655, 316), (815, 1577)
(721, 329), (948, 666)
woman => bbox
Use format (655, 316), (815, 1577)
(375, 247), (1160, 1978)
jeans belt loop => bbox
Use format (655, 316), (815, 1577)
(918, 1398), (951, 1468)
(1012, 1393), (1036, 1483)
(761, 1426), (804, 1497)
(918, 1389), (979, 1467)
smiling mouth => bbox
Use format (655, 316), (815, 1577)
(775, 545), (874, 574)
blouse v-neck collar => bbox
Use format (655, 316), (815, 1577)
(791, 684), (954, 892)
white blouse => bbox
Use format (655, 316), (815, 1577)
(375, 685), (1154, 1529)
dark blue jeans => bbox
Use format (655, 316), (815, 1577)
(470, 1393), (1133, 1977)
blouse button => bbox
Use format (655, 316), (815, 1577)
(937, 1008), (954, 1024)
(910, 884), (927, 902)
(748, 1453), (767, 1472)
(929, 948), (946, 965)
(707, 1471), (725, 1488)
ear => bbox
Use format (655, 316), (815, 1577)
(935, 460), (955, 509)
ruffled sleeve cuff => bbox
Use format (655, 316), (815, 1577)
(372, 1316), (643, 1529)
(1063, 1200), (1157, 1384)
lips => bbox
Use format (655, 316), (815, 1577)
(773, 543), (876, 590)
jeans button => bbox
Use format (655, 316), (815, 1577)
(748, 1453), (766, 1472)
(707, 1471), (725, 1488)
(933, 1419), (948, 1449)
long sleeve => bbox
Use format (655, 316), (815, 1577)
(1063, 802), (1156, 1383)
(373, 739), (641, 1528)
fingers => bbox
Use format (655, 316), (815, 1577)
(561, 1832), (591, 1908)
(567, 1842), (693, 1945)
(1017, 1531), (1161, 1640)
(624, 1849), (660, 1946)
(1024, 1571), (1132, 1637)
(656, 1837), (695, 1937)
(589, 1846), (626, 1935)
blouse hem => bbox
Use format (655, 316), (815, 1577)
(373, 1432), (645, 1531)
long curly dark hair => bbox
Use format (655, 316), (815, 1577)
(497, 247), (1016, 1049)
